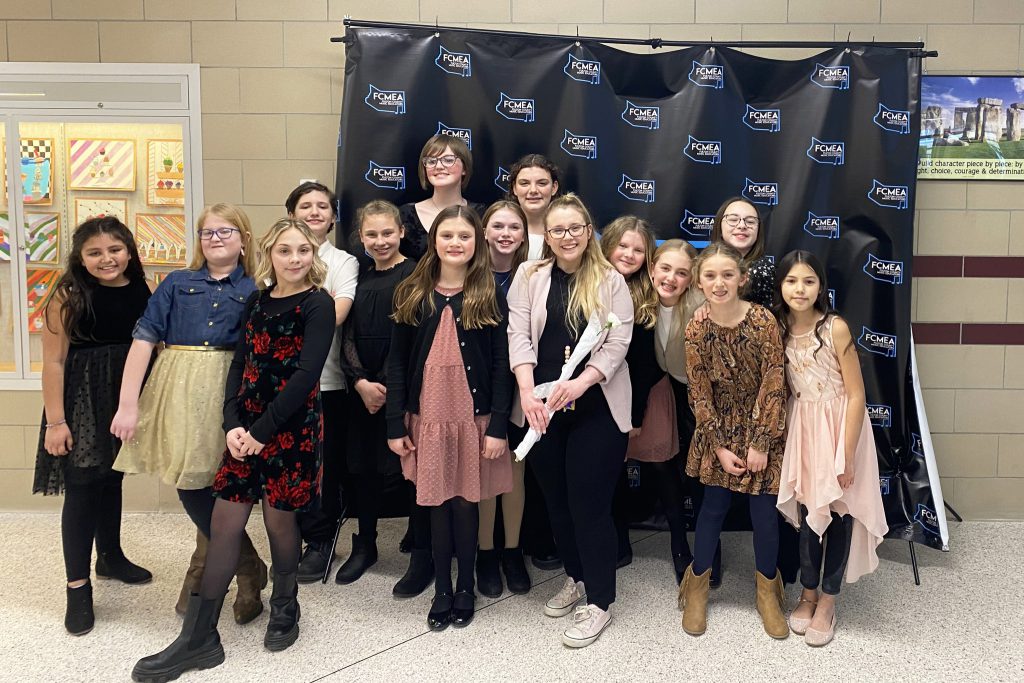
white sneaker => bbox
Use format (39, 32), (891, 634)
(562, 604), (611, 648)
(544, 577), (586, 617)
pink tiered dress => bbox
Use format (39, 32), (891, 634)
(777, 316), (889, 583)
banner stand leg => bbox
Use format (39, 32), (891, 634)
(944, 502), (963, 523)
(321, 502), (349, 585)
(908, 541), (921, 586)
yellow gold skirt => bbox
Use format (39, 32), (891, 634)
(113, 347), (232, 490)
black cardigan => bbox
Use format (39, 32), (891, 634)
(386, 288), (512, 440)
(625, 323), (665, 429)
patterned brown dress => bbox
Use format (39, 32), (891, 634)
(684, 303), (787, 495)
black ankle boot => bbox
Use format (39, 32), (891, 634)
(710, 542), (723, 589)
(500, 547), (531, 594)
(475, 549), (502, 598)
(393, 549), (434, 598)
(296, 541), (333, 584)
(264, 571), (300, 652)
(65, 581), (94, 636)
(131, 594), (225, 683)
(334, 534), (378, 585)
(672, 551), (693, 585)
(96, 550), (153, 585)
(399, 524), (413, 554)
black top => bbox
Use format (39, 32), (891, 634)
(535, 265), (584, 385)
(493, 270), (513, 297)
(398, 200), (488, 261)
(223, 287), (335, 444)
(341, 258), (417, 384)
(386, 288), (512, 440)
(73, 278), (151, 348)
(624, 323), (663, 429)
(745, 255), (776, 309)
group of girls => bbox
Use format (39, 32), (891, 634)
(33, 131), (886, 680)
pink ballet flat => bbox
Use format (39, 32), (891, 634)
(788, 597), (817, 635)
(804, 609), (836, 647)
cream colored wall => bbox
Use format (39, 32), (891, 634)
(1, 0), (1022, 517)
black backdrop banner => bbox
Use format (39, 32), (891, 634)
(337, 26), (948, 551)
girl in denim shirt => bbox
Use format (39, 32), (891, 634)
(112, 203), (268, 625)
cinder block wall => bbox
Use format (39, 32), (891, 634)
(1, 1), (1022, 518)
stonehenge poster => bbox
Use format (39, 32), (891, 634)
(919, 76), (1024, 180)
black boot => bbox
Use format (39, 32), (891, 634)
(530, 551), (562, 571)
(392, 548), (434, 598)
(264, 571), (300, 652)
(65, 581), (94, 636)
(131, 594), (225, 683)
(334, 534), (378, 585)
(672, 551), (693, 585)
(96, 550), (153, 585)
(710, 542), (723, 589)
(500, 547), (531, 594)
(475, 549), (502, 598)
(399, 522), (413, 554)
(296, 541), (333, 584)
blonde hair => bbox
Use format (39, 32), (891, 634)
(652, 239), (703, 334)
(529, 193), (613, 336)
(253, 219), (327, 290)
(190, 203), (257, 275)
(356, 199), (403, 233)
(482, 200), (529, 277)
(599, 216), (657, 330)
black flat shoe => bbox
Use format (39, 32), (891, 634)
(427, 593), (453, 631)
(452, 590), (475, 628)
(96, 551), (153, 585)
(530, 552), (562, 571)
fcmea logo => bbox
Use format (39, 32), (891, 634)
(364, 85), (406, 115)
(858, 327), (897, 359)
(683, 136), (722, 165)
(874, 103), (911, 134)
(743, 105), (780, 133)
(863, 254), (904, 285)
(742, 178), (778, 206)
(914, 504), (940, 536)
(679, 210), (714, 239)
(494, 166), (510, 194)
(911, 432), (924, 458)
(810, 63), (850, 90)
(560, 129), (598, 159)
(868, 180), (909, 209)
(879, 476), (891, 495)
(435, 46), (471, 77)
(689, 61), (724, 89)
(867, 404), (893, 428)
(621, 100), (660, 130)
(364, 161), (405, 191)
(617, 174), (655, 203)
(806, 137), (845, 166)
(827, 288), (836, 308)
(436, 121), (472, 150)
(496, 92), (535, 123)
(803, 212), (839, 239)
(564, 54), (601, 84)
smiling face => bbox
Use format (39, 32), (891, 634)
(359, 213), (404, 268)
(651, 249), (693, 307)
(80, 232), (131, 286)
(608, 229), (647, 278)
(719, 200), (759, 257)
(484, 207), (525, 261)
(434, 216), (476, 270)
(697, 253), (747, 306)
(781, 261), (821, 314)
(423, 145), (465, 192)
(512, 166), (557, 215)
(270, 227), (316, 287)
(290, 190), (334, 243)
(544, 206), (591, 270)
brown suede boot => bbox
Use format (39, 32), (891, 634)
(233, 533), (268, 625)
(175, 531), (208, 616)
(755, 570), (789, 639)
(678, 564), (711, 636)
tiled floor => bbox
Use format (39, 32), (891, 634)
(2, 513), (1021, 682)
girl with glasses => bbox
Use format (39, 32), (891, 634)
(710, 196), (774, 308)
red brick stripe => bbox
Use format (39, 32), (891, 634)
(912, 323), (1024, 345)
(912, 323), (961, 344)
(963, 257), (1024, 278)
(914, 256), (962, 277)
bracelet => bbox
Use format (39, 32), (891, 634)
(45, 419), (67, 429)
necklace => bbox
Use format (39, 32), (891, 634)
(429, 196), (466, 213)
(495, 270), (512, 290)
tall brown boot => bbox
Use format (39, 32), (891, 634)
(233, 533), (268, 625)
(755, 570), (789, 639)
(677, 564), (711, 636)
(176, 531), (208, 616)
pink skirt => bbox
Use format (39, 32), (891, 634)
(625, 375), (679, 463)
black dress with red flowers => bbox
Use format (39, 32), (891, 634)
(216, 287), (335, 512)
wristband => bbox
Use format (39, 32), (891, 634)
(45, 419), (67, 429)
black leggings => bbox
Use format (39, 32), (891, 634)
(693, 485), (779, 579)
(799, 506), (854, 595)
(431, 496), (478, 594)
(641, 456), (692, 557)
(62, 472), (125, 582)
(177, 487), (216, 539)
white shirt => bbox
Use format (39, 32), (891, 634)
(318, 240), (359, 391)
(658, 304), (686, 383)
(527, 233), (545, 260)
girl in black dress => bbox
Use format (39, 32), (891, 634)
(35, 217), (152, 636)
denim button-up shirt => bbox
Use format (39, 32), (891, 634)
(133, 264), (257, 347)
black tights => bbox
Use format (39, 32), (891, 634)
(693, 485), (779, 578)
(177, 487), (216, 539)
(430, 496), (478, 594)
(799, 506), (854, 595)
(642, 456), (692, 558)
(199, 496), (300, 599)
(62, 473), (125, 582)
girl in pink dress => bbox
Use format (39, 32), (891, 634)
(773, 250), (888, 647)
(387, 206), (513, 631)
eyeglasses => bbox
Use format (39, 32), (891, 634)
(197, 227), (240, 240)
(546, 224), (589, 240)
(722, 214), (760, 228)
(423, 155), (459, 169)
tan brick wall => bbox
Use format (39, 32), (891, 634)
(1, 1), (1022, 518)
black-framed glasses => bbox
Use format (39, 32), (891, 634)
(546, 223), (589, 239)
(423, 155), (459, 169)
(197, 227), (240, 240)
(722, 213), (760, 228)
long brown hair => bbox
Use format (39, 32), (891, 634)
(692, 241), (749, 299)
(392, 205), (501, 329)
(482, 200), (529, 277)
(599, 215), (657, 330)
(711, 196), (766, 265)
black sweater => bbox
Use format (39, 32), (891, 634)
(624, 323), (664, 429)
